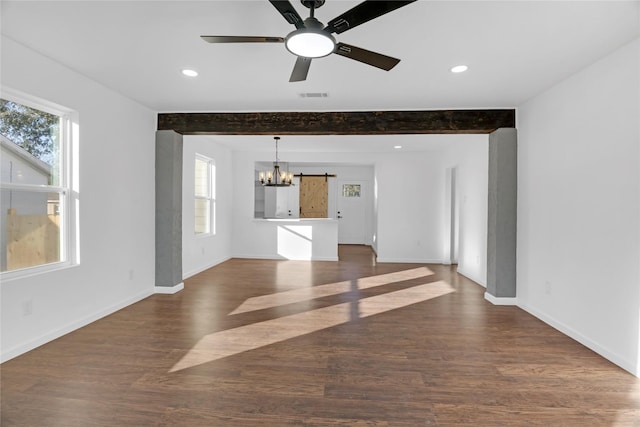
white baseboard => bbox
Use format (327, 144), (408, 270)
(233, 254), (276, 260)
(1, 289), (153, 363)
(154, 282), (184, 294)
(456, 268), (487, 287)
(233, 254), (339, 262)
(376, 258), (442, 264)
(518, 302), (638, 377)
(484, 292), (518, 305)
(183, 256), (231, 280)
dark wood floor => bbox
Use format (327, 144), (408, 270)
(2, 245), (639, 426)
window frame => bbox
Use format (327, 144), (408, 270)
(0, 89), (77, 281)
(194, 154), (215, 236)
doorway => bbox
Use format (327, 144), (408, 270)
(444, 167), (459, 265)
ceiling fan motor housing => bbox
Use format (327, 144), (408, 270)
(300, 0), (326, 9)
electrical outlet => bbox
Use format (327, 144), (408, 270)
(201, 247), (205, 255)
(22, 300), (33, 316)
(129, 269), (134, 280)
(545, 281), (552, 295)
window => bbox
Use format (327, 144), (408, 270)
(0, 95), (74, 275)
(194, 155), (215, 235)
(342, 184), (361, 198)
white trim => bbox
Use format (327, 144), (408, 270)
(154, 282), (184, 294)
(370, 244), (378, 256)
(0, 289), (153, 363)
(183, 256), (231, 280)
(1, 87), (73, 117)
(233, 254), (339, 262)
(518, 302), (638, 377)
(484, 292), (518, 305)
(0, 260), (77, 283)
(252, 218), (339, 223)
(0, 182), (67, 193)
(0, 89), (77, 278)
(457, 267), (487, 288)
(194, 154), (215, 235)
(376, 258), (443, 264)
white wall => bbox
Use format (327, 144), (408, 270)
(236, 161), (374, 261)
(254, 164), (374, 222)
(374, 151), (445, 263)
(517, 38), (640, 375)
(442, 139), (489, 286)
(182, 136), (233, 278)
(230, 139), (487, 265)
(1, 37), (157, 361)
(233, 149), (378, 259)
(296, 165), (374, 224)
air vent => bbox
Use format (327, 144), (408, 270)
(299, 92), (329, 98)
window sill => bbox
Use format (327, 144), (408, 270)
(195, 232), (215, 239)
(1, 261), (79, 283)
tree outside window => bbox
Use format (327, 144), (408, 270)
(0, 98), (68, 273)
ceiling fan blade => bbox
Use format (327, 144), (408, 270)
(289, 57), (312, 82)
(325, 0), (417, 34)
(201, 36), (284, 43)
(269, 0), (305, 29)
(334, 43), (400, 71)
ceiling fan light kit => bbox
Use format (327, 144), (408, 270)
(201, 0), (417, 82)
(285, 18), (336, 58)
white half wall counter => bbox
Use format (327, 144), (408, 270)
(235, 218), (339, 261)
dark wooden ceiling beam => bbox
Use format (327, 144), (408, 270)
(157, 109), (515, 135)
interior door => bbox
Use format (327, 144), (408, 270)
(337, 181), (367, 244)
(287, 177), (300, 218)
(299, 176), (328, 218)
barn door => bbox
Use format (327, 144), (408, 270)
(299, 176), (328, 218)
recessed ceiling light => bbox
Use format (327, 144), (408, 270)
(181, 69), (198, 77)
(394, 145), (403, 149)
(450, 65), (468, 73)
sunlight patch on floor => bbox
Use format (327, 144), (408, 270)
(170, 280), (453, 372)
(229, 266), (434, 315)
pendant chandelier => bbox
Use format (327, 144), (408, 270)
(259, 137), (293, 187)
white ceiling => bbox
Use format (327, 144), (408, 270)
(2, 0), (639, 114)
(189, 133), (486, 153)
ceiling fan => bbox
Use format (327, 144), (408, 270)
(201, 0), (417, 82)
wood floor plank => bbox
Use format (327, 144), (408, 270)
(2, 245), (638, 426)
